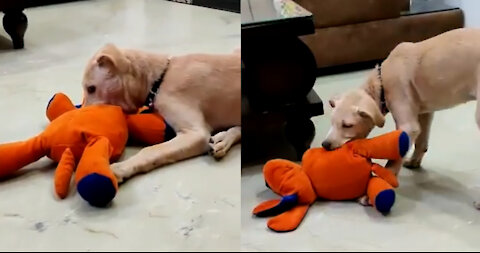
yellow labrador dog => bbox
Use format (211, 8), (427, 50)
(324, 28), (480, 192)
(82, 44), (241, 182)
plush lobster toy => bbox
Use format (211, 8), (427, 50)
(0, 93), (174, 207)
(253, 130), (410, 232)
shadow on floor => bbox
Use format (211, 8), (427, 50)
(0, 35), (14, 51)
(397, 167), (478, 216)
(0, 160), (55, 183)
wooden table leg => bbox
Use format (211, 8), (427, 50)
(285, 115), (315, 161)
(242, 36), (317, 106)
(242, 35), (322, 163)
(3, 10), (28, 49)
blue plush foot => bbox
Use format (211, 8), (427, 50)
(77, 173), (117, 207)
(375, 189), (395, 214)
(398, 131), (410, 157)
(254, 194), (298, 217)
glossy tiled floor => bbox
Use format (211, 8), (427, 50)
(242, 70), (480, 251)
(5, 0), (480, 251)
(0, 0), (240, 251)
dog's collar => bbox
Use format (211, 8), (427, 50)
(377, 64), (389, 115)
(144, 57), (171, 108)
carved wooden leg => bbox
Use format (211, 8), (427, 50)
(3, 10), (28, 49)
(285, 116), (315, 161)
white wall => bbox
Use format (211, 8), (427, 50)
(442, 0), (480, 27)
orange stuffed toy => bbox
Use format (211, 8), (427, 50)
(0, 93), (174, 207)
(45, 93), (174, 146)
(253, 130), (410, 232)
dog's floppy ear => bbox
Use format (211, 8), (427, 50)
(329, 95), (340, 108)
(96, 44), (128, 73)
(356, 98), (385, 127)
(97, 54), (115, 70)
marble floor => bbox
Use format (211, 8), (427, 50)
(242, 70), (480, 251)
(0, 0), (240, 251)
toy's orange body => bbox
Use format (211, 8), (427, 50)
(0, 105), (127, 175)
(47, 105), (127, 162)
(302, 135), (402, 200)
(254, 130), (410, 232)
(0, 93), (172, 206)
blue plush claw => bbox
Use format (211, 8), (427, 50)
(398, 131), (410, 157)
(77, 173), (116, 207)
(255, 194), (298, 217)
(375, 189), (395, 214)
(46, 94), (56, 110)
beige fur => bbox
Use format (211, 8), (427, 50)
(82, 44), (241, 182)
(324, 28), (480, 205)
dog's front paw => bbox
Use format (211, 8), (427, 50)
(403, 158), (422, 169)
(357, 195), (370, 206)
(209, 132), (229, 159)
(111, 162), (132, 184)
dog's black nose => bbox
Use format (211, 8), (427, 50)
(322, 141), (332, 150)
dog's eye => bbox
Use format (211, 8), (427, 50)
(87, 85), (96, 94)
(342, 123), (353, 128)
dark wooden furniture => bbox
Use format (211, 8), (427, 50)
(193, 0), (239, 13)
(242, 0), (323, 163)
(0, 0), (28, 49)
(24, 0), (83, 8)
